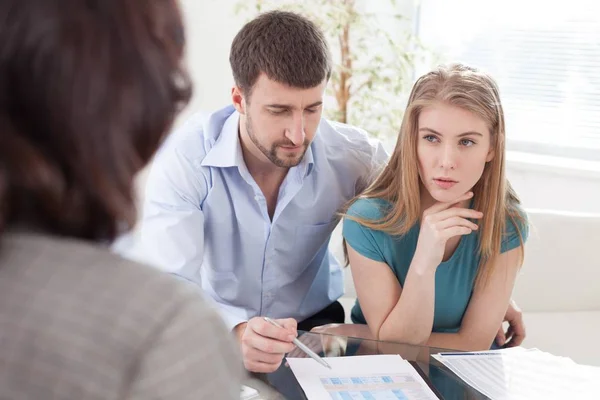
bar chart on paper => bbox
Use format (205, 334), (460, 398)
(287, 355), (439, 400)
(320, 374), (416, 399)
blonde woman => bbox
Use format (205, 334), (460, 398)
(338, 64), (528, 351)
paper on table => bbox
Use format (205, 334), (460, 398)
(287, 354), (439, 400)
(433, 348), (599, 399)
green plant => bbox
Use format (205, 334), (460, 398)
(234, 0), (427, 142)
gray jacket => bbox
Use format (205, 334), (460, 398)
(0, 232), (241, 399)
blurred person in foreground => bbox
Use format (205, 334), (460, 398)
(0, 0), (241, 399)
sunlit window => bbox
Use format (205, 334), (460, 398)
(417, 0), (600, 160)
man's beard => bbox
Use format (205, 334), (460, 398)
(246, 114), (308, 168)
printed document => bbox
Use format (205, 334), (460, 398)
(287, 354), (439, 400)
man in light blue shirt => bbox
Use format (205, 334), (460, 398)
(143, 100), (386, 324)
(136, 11), (526, 374)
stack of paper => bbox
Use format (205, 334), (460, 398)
(287, 354), (439, 400)
(433, 348), (600, 399)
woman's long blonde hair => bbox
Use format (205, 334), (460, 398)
(344, 63), (525, 286)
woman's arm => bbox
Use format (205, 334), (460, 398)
(341, 199), (437, 345)
(343, 192), (481, 346)
(427, 247), (522, 351)
(347, 243), (437, 345)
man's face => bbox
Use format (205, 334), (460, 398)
(236, 73), (327, 168)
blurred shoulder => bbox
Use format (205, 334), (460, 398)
(1, 232), (212, 318)
(318, 119), (383, 155)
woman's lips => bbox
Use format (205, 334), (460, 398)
(433, 178), (457, 189)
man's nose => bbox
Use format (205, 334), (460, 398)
(285, 114), (305, 145)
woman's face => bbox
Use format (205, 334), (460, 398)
(416, 102), (495, 205)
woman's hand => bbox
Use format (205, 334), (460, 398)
(413, 191), (483, 271)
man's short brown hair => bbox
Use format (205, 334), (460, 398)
(229, 10), (331, 97)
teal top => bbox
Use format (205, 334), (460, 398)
(342, 198), (528, 333)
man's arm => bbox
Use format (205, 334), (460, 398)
(354, 136), (390, 194)
(496, 299), (526, 347)
(133, 127), (247, 330)
(134, 127), (299, 375)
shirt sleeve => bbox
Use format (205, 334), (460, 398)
(138, 145), (207, 275)
(501, 206), (529, 253)
(342, 199), (387, 263)
(127, 125), (248, 331)
(355, 137), (390, 194)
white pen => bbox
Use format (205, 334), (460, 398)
(263, 317), (332, 370)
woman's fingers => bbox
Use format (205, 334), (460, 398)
(441, 226), (474, 239)
(436, 216), (479, 231)
(430, 207), (483, 223)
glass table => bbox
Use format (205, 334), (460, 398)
(245, 331), (489, 400)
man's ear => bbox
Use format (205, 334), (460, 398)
(231, 86), (246, 115)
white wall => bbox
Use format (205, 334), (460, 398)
(177, 0), (245, 122)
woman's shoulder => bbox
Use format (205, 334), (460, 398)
(345, 197), (392, 222)
(502, 202), (530, 250)
(505, 202), (529, 232)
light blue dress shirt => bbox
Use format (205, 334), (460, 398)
(137, 105), (388, 329)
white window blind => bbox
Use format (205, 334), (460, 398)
(416, 0), (600, 160)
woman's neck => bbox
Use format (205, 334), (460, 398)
(419, 186), (472, 214)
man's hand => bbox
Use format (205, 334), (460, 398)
(496, 299), (526, 347)
(233, 317), (297, 373)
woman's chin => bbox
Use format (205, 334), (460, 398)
(429, 187), (467, 204)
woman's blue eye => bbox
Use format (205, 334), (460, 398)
(460, 138), (475, 146)
(424, 135), (438, 143)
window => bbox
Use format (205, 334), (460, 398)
(416, 0), (600, 161)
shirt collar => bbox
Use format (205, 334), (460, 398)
(201, 107), (244, 168)
(201, 105), (317, 178)
(301, 140), (315, 178)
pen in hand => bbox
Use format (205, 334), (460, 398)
(263, 317), (332, 370)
